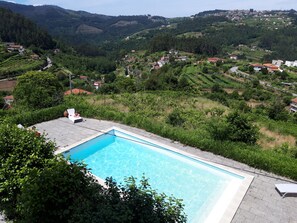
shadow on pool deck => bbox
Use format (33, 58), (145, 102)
(34, 117), (297, 223)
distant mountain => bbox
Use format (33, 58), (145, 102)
(0, 7), (55, 49)
(0, 1), (167, 45)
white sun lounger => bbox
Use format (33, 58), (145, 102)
(275, 184), (297, 198)
(67, 108), (83, 123)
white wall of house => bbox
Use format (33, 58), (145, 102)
(272, 60), (283, 67)
(285, 60), (297, 67)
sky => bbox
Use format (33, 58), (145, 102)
(6, 0), (297, 17)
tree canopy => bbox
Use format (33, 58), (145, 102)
(13, 71), (64, 109)
(0, 7), (56, 49)
(0, 123), (186, 223)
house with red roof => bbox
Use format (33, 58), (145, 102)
(79, 76), (88, 80)
(64, 88), (92, 96)
(93, 81), (102, 90)
(250, 64), (265, 72)
(3, 95), (14, 105)
(208, 57), (224, 63)
(2, 95), (14, 110)
(263, 63), (281, 72)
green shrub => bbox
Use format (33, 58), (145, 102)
(0, 123), (55, 219)
(268, 99), (289, 121)
(19, 160), (186, 223)
(5, 105), (66, 126)
(13, 71), (64, 109)
(0, 122), (186, 222)
(208, 119), (230, 141)
(226, 111), (259, 144)
(166, 109), (185, 127)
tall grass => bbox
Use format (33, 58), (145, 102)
(4, 93), (297, 181)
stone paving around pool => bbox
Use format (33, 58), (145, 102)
(33, 117), (297, 223)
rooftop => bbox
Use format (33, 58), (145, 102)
(292, 98), (297, 104)
(64, 88), (92, 96)
(3, 95), (14, 100)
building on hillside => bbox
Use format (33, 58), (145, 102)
(229, 55), (238, 60)
(263, 63), (281, 72)
(79, 76), (88, 80)
(3, 95), (14, 105)
(64, 88), (92, 96)
(272, 60), (283, 67)
(290, 98), (297, 113)
(250, 63), (265, 72)
(177, 56), (188, 61)
(169, 49), (179, 55)
(3, 95), (14, 110)
(208, 57), (224, 63)
(6, 44), (24, 52)
(285, 60), (297, 67)
(54, 49), (60, 54)
(156, 56), (169, 68)
(93, 81), (102, 90)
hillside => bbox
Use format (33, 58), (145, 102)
(0, 7), (56, 49)
(0, 1), (167, 45)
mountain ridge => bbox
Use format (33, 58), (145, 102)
(0, 1), (167, 44)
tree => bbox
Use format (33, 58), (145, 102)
(0, 123), (55, 219)
(166, 109), (185, 127)
(226, 111), (259, 144)
(211, 84), (224, 93)
(202, 66), (208, 74)
(18, 160), (186, 223)
(209, 111), (259, 144)
(13, 71), (64, 109)
(178, 76), (191, 90)
(261, 67), (268, 75)
(0, 124), (186, 222)
(268, 99), (289, 121)
(114, 76), (136, 93)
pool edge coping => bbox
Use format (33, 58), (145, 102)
(56, 126), (254, 223)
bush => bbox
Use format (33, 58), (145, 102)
(226, 111), (259, 144)
(268, 99), (289, 121)
(209, 112), (258, 145)
(13, 71), (64, 109)
(208, 119), (230, 141)
(18, 160), (186, 223)
(0, 122), (186, 223)
(166, 109), (185, 127)
(0, 123), (55, 219)
(5, 105), (66, 126)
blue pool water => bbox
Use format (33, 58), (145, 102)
(64, 129), (244, 222)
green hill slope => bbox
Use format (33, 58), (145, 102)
(0, 1), (166, 45)
(0, 7), (55, 49)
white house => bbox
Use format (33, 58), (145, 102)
(285, 60), (297, 67)
(230, 55), (238, 60)
(3, 95), (14, 105)
(272, 60), (283, 68)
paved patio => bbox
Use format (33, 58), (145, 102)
(32, 117), (297, 223)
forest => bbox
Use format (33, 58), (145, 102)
(0, 8), (55, 49)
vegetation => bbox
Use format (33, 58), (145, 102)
(13, 71), (64, 109)
(1, 4), (297, 221)
(0, 54), (44, 79)
(0, 123), (186, 222)
(0, 7), (55, 49)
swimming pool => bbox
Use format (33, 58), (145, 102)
(62, 127), (253, 223)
